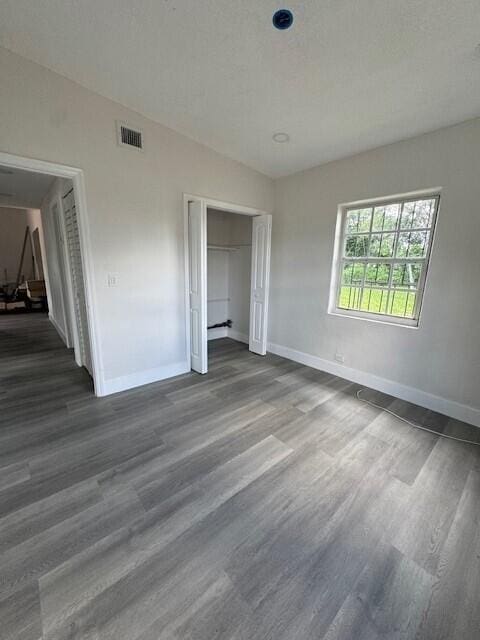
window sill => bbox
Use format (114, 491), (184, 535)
(328, 308), (419, 329)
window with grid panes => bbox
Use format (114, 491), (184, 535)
(333, 195), (439, 325)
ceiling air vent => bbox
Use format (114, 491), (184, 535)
(116, 121), (144, 151)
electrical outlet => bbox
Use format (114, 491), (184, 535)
(334, 352), (345, 364)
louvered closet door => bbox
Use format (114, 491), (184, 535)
(62, 188), (93, 375)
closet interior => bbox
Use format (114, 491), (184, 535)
(206, 208), (252, 347)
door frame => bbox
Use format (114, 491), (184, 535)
(183, 193), (271, 372)
(0, 151), (104, 396)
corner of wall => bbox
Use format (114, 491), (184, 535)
(100, 360), (190, 396)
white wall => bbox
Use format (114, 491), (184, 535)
(25, 208), (46, 279)
(228, 215), (252, 340)
(228, 246), (252, 340)
(207, 209), (234, 246)
(6, 46), (475, 422)
(271, 118), (480, 425)
(0, 193), (73, 347)
(0, 206), (37, 284)
(0, 48), (273, 392)
(0, 204), (50, 324)
(207, 210), (252, 341)
(206, 249), (229, 335)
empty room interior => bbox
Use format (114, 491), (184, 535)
(0, 2), (479, 639)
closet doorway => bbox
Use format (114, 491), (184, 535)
(184, 195), (272, 374)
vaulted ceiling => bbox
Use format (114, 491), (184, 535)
(1, 1), (479, 177)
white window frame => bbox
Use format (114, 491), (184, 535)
(328, 191), (441, 328)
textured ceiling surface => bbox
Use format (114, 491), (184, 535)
(0, 166), (55, 208)
(1, 1), (479, 176)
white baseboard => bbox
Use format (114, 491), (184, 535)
(208, 328), (249, 345)
(101, 330), (249, 397)
(267, 341), (480, 428)
(101, 360), (190, 396)
(227, 329), (249, 344)
(208, 328), (228, 341)
(48, 314), (68, 347)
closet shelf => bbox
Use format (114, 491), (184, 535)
(207, 244), (251, 251)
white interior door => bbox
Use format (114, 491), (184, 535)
(249, 214), (272, 355)
(63, 188), (93, 375)
(188, 200), (208, 373)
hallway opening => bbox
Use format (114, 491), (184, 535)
(0, 152), (100, 394)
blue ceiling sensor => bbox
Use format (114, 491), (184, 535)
(273, 9), (293, 30)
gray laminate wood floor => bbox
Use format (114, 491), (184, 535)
(1, 313), (480, 640)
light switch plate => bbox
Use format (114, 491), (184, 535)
(107, 273), (118, 287)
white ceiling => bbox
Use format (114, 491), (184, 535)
(0, 166), (55, 208)
(1, 1), (479, 177)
